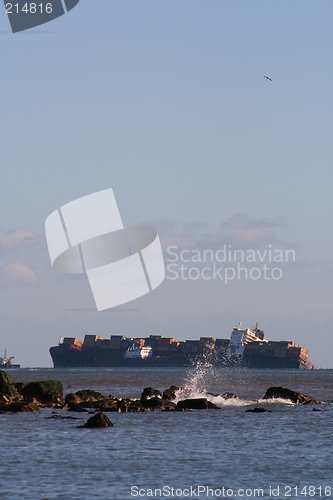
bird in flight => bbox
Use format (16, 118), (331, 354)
(264, 75), (272, 81)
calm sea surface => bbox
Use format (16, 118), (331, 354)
(1, 366), (332, 499)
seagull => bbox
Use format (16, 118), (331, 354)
(264, 75), (272, 81)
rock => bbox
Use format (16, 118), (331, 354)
(95, 398), (119, 412)
(123, 400), (146, 412)
(221, 392), (237, 400)
(115, 399), (147, 413)
(75, 389), (104, 403)
(263, 386), (317, 404)
(163, 386), (179, 400)
(161, 400), (176, 410)
(141, 397), (165, 409)
(82, 412), (113, 428)
(0, 370), (16, 395)
(67, 404), (89, 413)
(140, 387), (162, 401)
(0, 394), (11, 404)
(65, 393), (77, 405)
(246, 407), (272, 413)
(0, 401), (39, 413)
(66, 390), (106, 408)
(176, 398), (219, 410)
(17, 380), (64, 407)
(141, 397), (176, 410)
(46, 413), (80, 420)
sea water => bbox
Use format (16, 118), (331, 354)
(0, 366), (332, 500)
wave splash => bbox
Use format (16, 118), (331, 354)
(174, 357), (255, 408)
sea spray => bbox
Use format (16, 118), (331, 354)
(174, 355), (256, 408)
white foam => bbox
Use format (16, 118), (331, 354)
(257, 397), (295, 406)
(173, 359), (256, 408)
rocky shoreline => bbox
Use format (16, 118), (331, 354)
(0, 370), (325, 427)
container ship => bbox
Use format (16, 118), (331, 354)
(49, 324), (314, 369)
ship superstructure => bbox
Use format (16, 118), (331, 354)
(227, 323), (266, 356)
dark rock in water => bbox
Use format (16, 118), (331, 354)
(75, 389), (104, 403)
(141, 397), (165, 409)
(116, 399), (147, 413)
(67, 404), (89, 413)
(82, 412), (113, 428)
(65, 393), (77, 405)
(221, 392), (237, 400)
(163, 386), (179, 400)
(0, 401), (39, 413)
(161, 400), (176, 410)
(140, 387), (162, 401)
(176, 398), (219, 410)
(173, 406), (191, 412)
(312, 408), (322, 412)
(17, 380), (64, 407)
(263, 386), (317, 404)
(46, 412), (80, 420)
(246, 407), (272, 413)
(67, 391), (108, 408)
(95, 398), (119, 412)
(0, 370), (16, 395)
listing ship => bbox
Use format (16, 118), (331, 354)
(0, 350), (20, 369)
(49, 324), (314, 369)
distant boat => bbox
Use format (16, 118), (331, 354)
(0, 350), (20, 369)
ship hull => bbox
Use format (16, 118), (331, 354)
(50, 345), (190, 368)
(49, 345), (305, 369)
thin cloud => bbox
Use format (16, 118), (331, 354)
(0, 229), (44, 253)
(139, 219), (207, 250)
(143, 214), (289, 251)
(198, 213), (288, 249)
(0, 263), (38, 288)
(220, 213), (286, 231)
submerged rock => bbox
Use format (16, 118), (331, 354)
(263, 386), (318, 404)
(82, 412), (113, 428)
(246, 407), (272, 413)
(67, 404), (89, 413)
(221, 392), (237, 400)
(176, 398), (219, 410)
(46, 412), (80, 420)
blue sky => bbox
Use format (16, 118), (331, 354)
(1, 1), (333, 367)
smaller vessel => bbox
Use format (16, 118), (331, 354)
(124, 345), (153, 359)
(0, 350), (20, 369)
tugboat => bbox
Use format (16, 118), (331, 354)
(0, 350), (20, 369)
